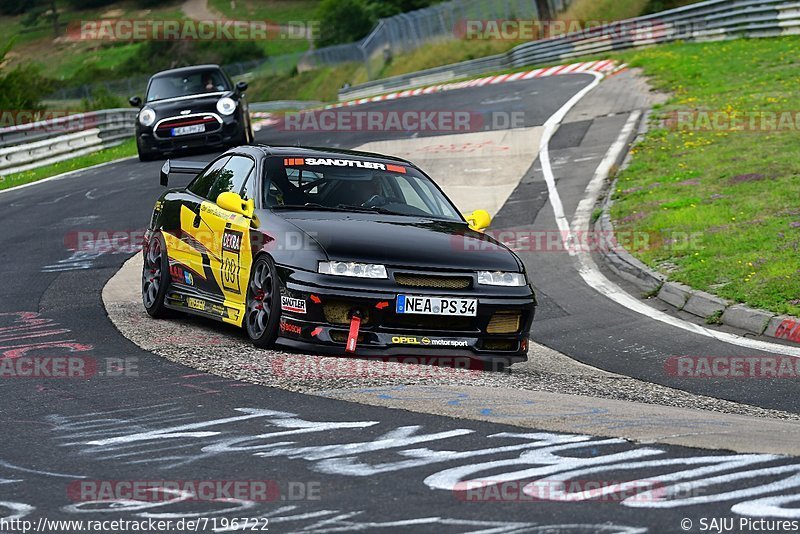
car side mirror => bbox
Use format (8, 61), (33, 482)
(465, 209), (491, 232)
(217, 191), (255, 219)
(159, 160), (170, 186)
(129, 96), (142, 108)
(235, 81), (248, 93)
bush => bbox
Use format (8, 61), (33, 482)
(81, 85), (125, 111)
(121, 41), (265, 74)
(0, 41), (52, 112)
(0, 0), (30, 15)
(315, 0), (376, 47)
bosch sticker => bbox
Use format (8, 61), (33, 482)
(281, 296), (307, 314)
(280, 320), (302, 336)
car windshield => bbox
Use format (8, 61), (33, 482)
(146, 69), (230, 102)
(265, 156), (463, 221)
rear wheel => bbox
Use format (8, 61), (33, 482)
(245, 255), (281, 348)
(142, 232), (173, 318)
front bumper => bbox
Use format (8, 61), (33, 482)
(273, 266), (536, 364)
(136, 113), (245, 155)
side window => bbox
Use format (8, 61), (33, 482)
(241, 170), (257, 202)
(187, 156), (230, 199)
(207, 155), (255, 203)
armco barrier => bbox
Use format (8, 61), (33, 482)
(0, 109), (138, 177)
(339, 0), (799, 101)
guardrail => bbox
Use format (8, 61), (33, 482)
(339, 0), (799, 101)
(0, 109), (137, 177)
(0, 102), (316, 178)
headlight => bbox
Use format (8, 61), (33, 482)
(216, 97), (237, 116)
(319, 261), (387, 279)
(139, 107), (156, 127)
(478, 271), (526, 286)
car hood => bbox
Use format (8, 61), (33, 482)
(146, 93), (228, 116)
(278, 211), (522, 272)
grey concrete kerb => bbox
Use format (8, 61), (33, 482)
(594, 112), (800, 344)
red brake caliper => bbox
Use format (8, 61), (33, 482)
(346, 311), (362, 353)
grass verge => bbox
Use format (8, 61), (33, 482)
(0, 138), (136, 192)
(611, 36), (800, 317)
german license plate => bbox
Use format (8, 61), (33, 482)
(396, 295), (477, 316)
(171, 124), (205, 136)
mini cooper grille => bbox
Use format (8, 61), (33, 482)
(394, 273), (472, 289)
(486, 312), (521, 334)
(155, 115), (219, 136)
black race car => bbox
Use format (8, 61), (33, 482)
(142, 145), (536, 365)
(129, 64), (254, 162)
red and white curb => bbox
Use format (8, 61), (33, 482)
(251, 59), (620, 130)
(326, 59), (619, 109)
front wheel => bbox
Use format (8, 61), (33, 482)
(142, 232), (173, 318)
(245, 255), (281, 348)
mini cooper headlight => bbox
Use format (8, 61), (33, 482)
(478, 271), (526, 287)
(216, 97), (237, 116)
(319, 261), (388, 279)
(139, 107), (156, 127)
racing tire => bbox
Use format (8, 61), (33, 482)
(244, 255), (281, 348)
(137, 146), (157, 162)
(142, 232), (174, 318)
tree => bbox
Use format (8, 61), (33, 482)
(0, 40), (53, 112)
(21, 0), (61, 39)
(315, 0), (377, 47)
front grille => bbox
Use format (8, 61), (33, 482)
(330, 331), (364, 343)
(395, 273), (472, 289)
(155, 114), (221, 138)
(481, 339), (519, 351)
(323, 301), (372, 325)
(486, 312), (521, 334)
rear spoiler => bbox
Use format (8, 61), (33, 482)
(159, 159), (207, 187)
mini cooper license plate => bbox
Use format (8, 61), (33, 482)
(171, 124), (205, 136)
(396, 295), (477, 316)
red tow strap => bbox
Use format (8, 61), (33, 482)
(346, 314), (361, 353)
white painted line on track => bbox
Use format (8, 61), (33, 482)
(538, 71), (604, 238)
(0, 156), (138, 197)
(536, 80), (800, 357)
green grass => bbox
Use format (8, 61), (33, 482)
(610, 36), (800, 317)
(249, 62), (366, 102)
(208, 0), (319, 24)
(0, 138), (137, 191)
(208, 0), (315, 55)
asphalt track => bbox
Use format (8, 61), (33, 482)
(1, 72), (799, 532)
